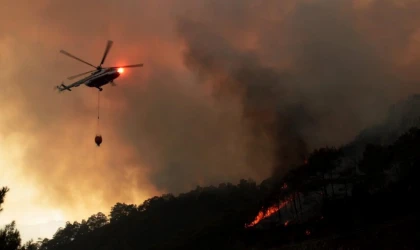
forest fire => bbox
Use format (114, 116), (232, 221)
(245, 199), (290, 228)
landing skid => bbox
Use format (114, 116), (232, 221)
(96, 87), (103, 91)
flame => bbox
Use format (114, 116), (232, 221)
(245, 199), (290, 228)
(282, 183), (288, 189)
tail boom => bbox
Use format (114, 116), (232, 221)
(56, 83), (72, 92)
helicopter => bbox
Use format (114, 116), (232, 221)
(56, 40), (143, 92)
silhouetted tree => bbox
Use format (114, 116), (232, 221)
(86, 212), (108, 231)
(0, 221), (21, 250)
(339, 167), (356, 198)
(0, 187), (10, 212)
(391, 128), (420, 182)
(19, 239), (41, 250)
(109, 203), (137, 223)
(0, 187), (23, 250)
(307, 147), (341, 199)
(359, 144), (390, 190)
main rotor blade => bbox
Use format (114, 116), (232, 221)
(67, 70), (97, 80)
(99, 40), (113, 67)
(60, 50), (97, 69)
(108, 63), (144, 68)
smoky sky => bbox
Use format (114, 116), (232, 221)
(1, 0), (420, 219)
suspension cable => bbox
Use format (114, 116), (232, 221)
(97, 90), (100, 134)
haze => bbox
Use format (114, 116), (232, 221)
(1, 0), (420, 242)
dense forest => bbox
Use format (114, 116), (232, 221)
(2, 95), (420, 249)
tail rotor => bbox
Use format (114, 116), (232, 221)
(53, 85), (62, 93)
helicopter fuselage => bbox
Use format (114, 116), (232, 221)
(85, 69), (120, 90)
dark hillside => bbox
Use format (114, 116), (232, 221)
(26, 95), (420, 250)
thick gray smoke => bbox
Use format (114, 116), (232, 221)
(115, 0), (419, 194)
(174, 0), (404, 178)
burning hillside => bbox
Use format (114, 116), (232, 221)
(245, 198), (291, 228)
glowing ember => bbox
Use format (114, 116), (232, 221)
(245, 199), (290, 228)
(282, 183), (288, 189)
(305, 230), (311, 236)
(284, 220), (289, 226)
